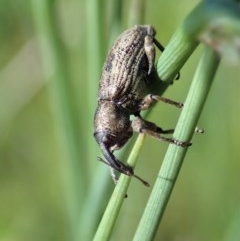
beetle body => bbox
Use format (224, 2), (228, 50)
(94, 25), (189, 185)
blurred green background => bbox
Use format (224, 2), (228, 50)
(1, 0), (240, 241)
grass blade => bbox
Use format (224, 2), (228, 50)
(133, 47), (220, 241)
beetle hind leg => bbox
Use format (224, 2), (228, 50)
(132, 116), (191, 147)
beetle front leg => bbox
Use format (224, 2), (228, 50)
(144, 26), (156, 75)
(132, 116), (191, 147)
(140, 94), (183, 110)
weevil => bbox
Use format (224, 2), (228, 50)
(94, 25), (191, 186)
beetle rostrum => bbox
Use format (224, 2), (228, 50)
(94, 25), (191, 186)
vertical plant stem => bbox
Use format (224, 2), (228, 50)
(128, 0), (145, 26)
(86, 0), (105, 172)
(133, 48), (220, 241)
(92, 3), (147, 240)
(109, 0), (123, 45)
(93, 134), (146, 241)
(31, 0), (86, 239)
(77, 1), (124, 240)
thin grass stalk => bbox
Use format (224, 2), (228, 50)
(85, 0), (105, 174)
(132, 1), (240, 240)
(90, 2), (147, 239)
(133, 48), (220, 241)
(108, 0), (123, 45)
(128, 0), (145, 26)
(91, 0), (239, 240)
(134, 1), (239, 238)
(77, 1), (124, 240)
(31, 0), (86, 239)
(156, 0), (240, 83)
(93, 134), (146, 241)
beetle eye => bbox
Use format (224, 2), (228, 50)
(102, 135), (108, 143)
(101, 133), (116, 145)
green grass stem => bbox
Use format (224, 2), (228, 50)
(128, 0), (145, 26)
(77, 1), (125, 240)
(133, 47), (220, 241)
(82, 2), (148, 239)
(93, 134), (146, 241)
(85, 0), (105, 172)
(31, 0), (86, 239)
(156, 0), (240, 84)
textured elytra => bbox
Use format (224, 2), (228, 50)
(98, 25), (154, 105)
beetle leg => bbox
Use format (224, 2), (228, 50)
(153, 38), (165, 52)
(132, 116), (191, 147)
(144, 28), (156, 75)
(140, 94), (183, 110)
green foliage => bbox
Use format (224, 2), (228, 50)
(1, 0), (240, 241)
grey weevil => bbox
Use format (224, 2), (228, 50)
(94, 25), (191, 186)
